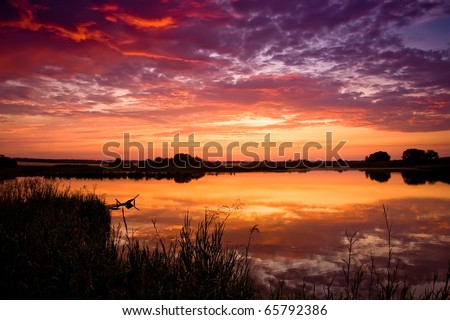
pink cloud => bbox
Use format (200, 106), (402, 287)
(0, 0), (449, 158)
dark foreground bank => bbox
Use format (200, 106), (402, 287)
(0, 179), (255, 299)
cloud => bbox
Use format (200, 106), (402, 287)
(0, 0), (449, 157)
(94, 7), (175, 29)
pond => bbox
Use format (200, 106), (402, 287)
(60, 170), (450, 297)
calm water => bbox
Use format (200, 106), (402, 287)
(62, 170), (450, 294)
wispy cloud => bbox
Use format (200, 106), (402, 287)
(0, 0), (449, 158)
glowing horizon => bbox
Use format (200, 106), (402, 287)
(1, 1), (449, 160)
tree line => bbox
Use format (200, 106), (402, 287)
(365, 148), (439, 163)
(0, 155), (17, 168)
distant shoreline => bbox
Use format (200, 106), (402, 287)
(11, 156), (450, 168)
(1, 157), (449, 185)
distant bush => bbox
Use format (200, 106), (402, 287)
(425, 149), (439, 160)
(365, 151), (391, 162)
(0, 155), (17, 168)
(402, 148), (439, 163)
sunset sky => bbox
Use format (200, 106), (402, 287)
(1, 0), (449, 161)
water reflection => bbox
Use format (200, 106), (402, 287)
(401, 170), (447, 185)
(250, 198), (450, 292)
(365, 170), (391, 183)
(62, 171), (450, 296)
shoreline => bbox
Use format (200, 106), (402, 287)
(1, 163), (449, 185)
(2, 156), (449, 185)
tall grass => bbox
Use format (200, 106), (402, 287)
(0, 178), (257, 299)
(115, 211), (257, 299)
(0, 178), (117, 299)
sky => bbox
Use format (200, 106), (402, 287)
(0, 0), (449, 161)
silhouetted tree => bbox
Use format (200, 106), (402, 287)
(172, 153), (201, 168)
(366, 151), (391, 162)
(110, 157), (122, 168)
(0, 155), (17, 168)
(149, 157), (169, 168)
(425, 149), (439, 160)
(402, 148), (427, 163)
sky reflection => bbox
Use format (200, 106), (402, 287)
(62, 170), (450, 294)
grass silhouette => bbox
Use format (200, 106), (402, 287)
(0, 178), (256, 299)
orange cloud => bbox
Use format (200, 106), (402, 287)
(47, 22), (108, 43)
(90, 4), (119, 12)
(0, 2), (186, 64)
(0, 0), (37, 30)
(121, 50), (206, 63)
(90, 3), (174, 29)
(112, 13), (174, 29)
(1, 1), (110, 44)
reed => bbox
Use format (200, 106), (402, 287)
(0, 178), (257, 299)
(0, 178), (117, 298)
(113, 209), (258, 299)
(268, 206), (450, 300)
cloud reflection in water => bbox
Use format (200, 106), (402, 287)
(63, 171), (450, 294)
